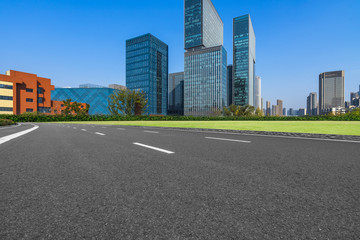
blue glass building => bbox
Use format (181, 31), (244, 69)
(168, 72), (184, 115)
(233, 14), (256, 107)
(184, 0), (227, 116)
(51, 88), (117, 115)
(126, 34), (168, 115)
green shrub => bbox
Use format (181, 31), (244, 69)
(0, 119), (15, 126)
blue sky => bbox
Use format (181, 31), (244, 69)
(0, 0), (359, 109)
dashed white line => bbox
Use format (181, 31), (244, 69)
(205, 137), (251, 143)
(73, 127), (77, 129)
(0, 124), (39, 145)
(117, 128), (126, 130)
(101, 127), (107, 129)
(95, 132), (106, 136)
(133, 143), (174, 154)
(81, 129), (87, 131)
(144, 131), (159, 134)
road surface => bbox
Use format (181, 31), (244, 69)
(1, 123), (359, 239)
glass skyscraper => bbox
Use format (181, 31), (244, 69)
(184, 0), (227, 116)
(126, 34), (168, 115)
(233, 14), (256, 107)
(168, 72), (184, 115)
(319, 71), (345, 114)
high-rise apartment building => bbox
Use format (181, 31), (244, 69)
(126, 33), (168, 115)
(254, 76), (261, 110)
(168, 72), (184, 115)
(319, 71), (345, 114)
(227, 65), (233, 106)
(307, 92), (318, 116)
(233, 14), (256, 107)
(184, 0), (227, 116)
(277, 99), (283, 116)
(350, 92), (359, 106)
(266, 101), (271, 116)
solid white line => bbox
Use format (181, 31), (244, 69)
(136, 127), (360, 144)
(144, 131), (159, 134)
(0, 124), (39, 145)
(0, 123), (22, 130)
(95, 132), (105, 136)
(205, 137), (251, 143)
(133, 142), (174, 154)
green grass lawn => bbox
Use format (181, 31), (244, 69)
(60, 121), (360, 136)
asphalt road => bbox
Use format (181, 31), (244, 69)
(1, 123), (359, 239)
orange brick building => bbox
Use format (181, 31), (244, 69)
(0, 70), (86, 115)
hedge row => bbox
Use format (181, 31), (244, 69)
(1, 113), (360, 122)
(0, 119), (15, 126)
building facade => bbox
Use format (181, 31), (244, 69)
(254, 76), (261, 110)
(52, 88), (117, 115)
(227, 65), (233, 106)
(168, 72), (184, 115)
(0, 70), (54, 115)
(126, 33), (168, 115)
(233, 14), (256, 107)
(266, 101), (271, 116)
(277, 99), (283, 116)
(319, 71), (345, 114)
(307, 92), (318, 115)
(184, 0), (227, 116)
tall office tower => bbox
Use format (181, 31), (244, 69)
(307, 92), (318, 116)
(283, 108), (287, 116)
(184, 0), (227, 116)
(227, 65), (233, 106)
(272, 105), (278, 116)
(319, 71), (345, 114)
(266, 101), (271, 116)
(299, 108), (307, 116)
(261, 98), (264, 110)
(233, 14), (256, 107)
(350, 92), (359, 106)
(277, 99), (283, 116)
(126, 34), (168, 115)
(168, 72), (184, 115)
(254, 76), (261, 110)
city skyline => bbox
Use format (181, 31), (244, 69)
(0, 0), (359, 110)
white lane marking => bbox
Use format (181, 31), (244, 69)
(137, 127), (360, 144)
(0, 123), (22, 130)
(144, 131), (159, 134)
(133, 143), (174, 154)
(117, 128), (125, 130)
(73, 127), (77, 129)
(0, 124), (39, 145)
(95, 132), (106, 136)
(205, 137), (251, 143)
(81, 129), (87, 131)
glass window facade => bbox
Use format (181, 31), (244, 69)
(168, 72), (184, 115)
(52, 88), (117, 115)
(0, 107), (13, 112)
(319, 71), (345, 113)
(233, 14), (256, 107)
(185, 0), (223, 49)
(0, 95), (13, 100)
(126, 34), (168, 115)
(0, 84), (13, 90)
(227, 65), (233, 106)
(184, 46), (227, 116)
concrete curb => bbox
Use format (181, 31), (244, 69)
(120, 125), (360, 142)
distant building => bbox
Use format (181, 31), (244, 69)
(277, 99), (283, 116)
(319, 71), (345, 114)
(345, 101), (351, 109)
(307, 92), (318, 115)
(184, 0), (227, 116)
(350, 92), (359, 106)
(266, 101), (271, 116)
(80, 83), (106, 88)
(52, 88), (117, 115)
(287, 108), (295, 116)
(227, 65), (233, 106)
(126, 33), (168, 115)
(254, 76), (261, 110)
(168, 72), (184, 116)
(283, 108), (287, 116)
(233, 14), (256, 107)
(109, 84), (126, 90)
(272, 105), (279, 116)
(299, 108), (307, 116)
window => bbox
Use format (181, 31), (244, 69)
(81, 106), (84, 108)
(61, 104), (64, 107)
(37, 87), (44, 94)
(0, 84), (13, 90)
(38, 107), (51, 113)
(26, 88), (33, 93)
(26, 98), (33, 102)
(0, 95), (13, 100)
(26, 108), (33, 112)
(38, 97), (43, 103)
(0, 107), (13, 112)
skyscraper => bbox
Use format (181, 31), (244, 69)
(126, 34), (169, 115)
(319, 71), (345, 114)
(277, 99), (283, 116)
(350, 92), (359, 106)
(266, 101), (271, 116)
(168, 72), (184, 115)
(233, 14), (256, 107)
(307, 92), (318, 116)
(227, 65), (233, 106)
(254, 76), (261, 110)
(184, 0), (227, 116)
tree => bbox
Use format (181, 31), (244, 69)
(62, 99), (90, 116)
(255, 107), (264, 117)
(223, 104), (255, 117)
(62, 99), (72, 115)
(108, 89), (148, 116)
